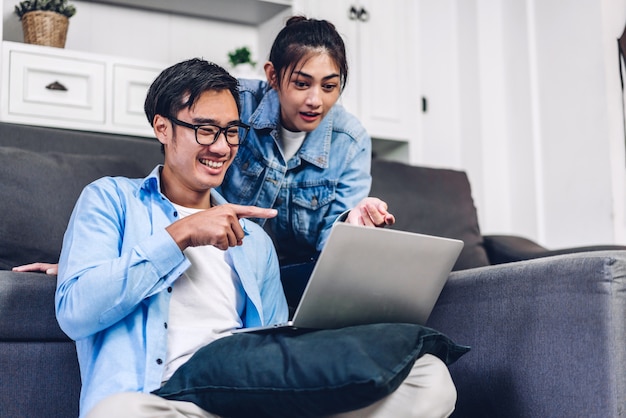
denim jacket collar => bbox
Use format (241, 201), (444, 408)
(248, 88), (332, 169)
(248, 86), (281, 130)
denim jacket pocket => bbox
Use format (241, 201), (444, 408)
(291, 181), (337, 236)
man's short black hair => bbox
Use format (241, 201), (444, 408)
(144, 58), (240, 127)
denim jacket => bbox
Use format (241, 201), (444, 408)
(219, 79), (372, 264)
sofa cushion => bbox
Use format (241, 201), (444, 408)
(0, 146), (145, 270)
(155, 323), (469, 418)
(0, 271), (69, 341)
(370, 159), (489, 270)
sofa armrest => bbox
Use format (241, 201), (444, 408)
(427, 251), (626, 417)
(0, 270), (69, 341)
(483, 234), (626, 265)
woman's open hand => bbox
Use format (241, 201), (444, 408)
(346, 197), (395, 227)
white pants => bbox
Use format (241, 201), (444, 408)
(87, 354), (456, 418)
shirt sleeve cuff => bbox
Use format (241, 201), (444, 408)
(138, 228), (187, 278)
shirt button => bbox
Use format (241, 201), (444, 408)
(311, 196), (318, 206)
(156, 358), (163, 365)
(173, 211), (178, 217)
(167, 287), (172, 293)
(164, 322), (168, 329)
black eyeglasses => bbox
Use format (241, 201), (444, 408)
(168, 116), (250, 146)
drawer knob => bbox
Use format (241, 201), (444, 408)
(45, 81), (68, 91)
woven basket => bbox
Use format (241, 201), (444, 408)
(21, 11), (69, 48)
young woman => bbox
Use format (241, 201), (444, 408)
(15, 16), (395, 288)
(220, 16), (394, 268)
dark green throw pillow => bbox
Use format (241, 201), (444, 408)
(155, 323), (469, 418)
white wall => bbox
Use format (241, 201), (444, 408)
(601, 0), (626, 245)
(258, 8), (292, 68)
(504, 0), (626, 247)
(416, 0), (626, 248)
(534, 0), (614, 246)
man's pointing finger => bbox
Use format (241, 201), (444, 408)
(229, 204), (278, 219)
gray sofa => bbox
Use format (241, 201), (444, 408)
(0, 122), (163, 418)
(1, 121), (625, 417)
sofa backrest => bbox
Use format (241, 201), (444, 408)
(0, 122), (490, 271)
(0, 123), (163, 270)
(370, 159), (489, 270)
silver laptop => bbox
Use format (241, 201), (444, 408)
(232, 223), (464, 333)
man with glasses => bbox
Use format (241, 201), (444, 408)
(55, 58), (288, 418)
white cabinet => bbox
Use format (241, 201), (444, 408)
(293, 0), (418, 148)
(0, 41), (162, 137)
(7, 49), (106, 124)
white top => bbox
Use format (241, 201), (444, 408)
(162, 203), (245, 381)
(279, 127), (306, 161)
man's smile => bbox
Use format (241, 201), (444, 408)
(199, 158), (226, 169)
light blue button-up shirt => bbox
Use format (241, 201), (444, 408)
(56, 166), (288, 417)
(219, 79), (372, 264)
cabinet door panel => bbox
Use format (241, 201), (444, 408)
(358, 0), (412, 140)
(112, 64), (160, 131)
(8, 50), (106, 124)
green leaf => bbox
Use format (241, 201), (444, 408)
(14, 0), (76, 19)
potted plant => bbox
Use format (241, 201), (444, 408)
(227, 46), (258, 78)
(14, 0), (77, 48)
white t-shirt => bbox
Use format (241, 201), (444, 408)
(279, 127), (306, 162)
(162, 203), (245, 382)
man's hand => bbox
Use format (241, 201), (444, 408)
(12, 262), (59, 275)
(167, 204), (277, 251)
(345, 197), (395, 227)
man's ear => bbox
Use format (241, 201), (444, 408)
(264, 61), (278, 89)
(153, 114), (170, 146)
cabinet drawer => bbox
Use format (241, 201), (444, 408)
(8, 50), (106, 123)
(112, 64), (160, 129)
